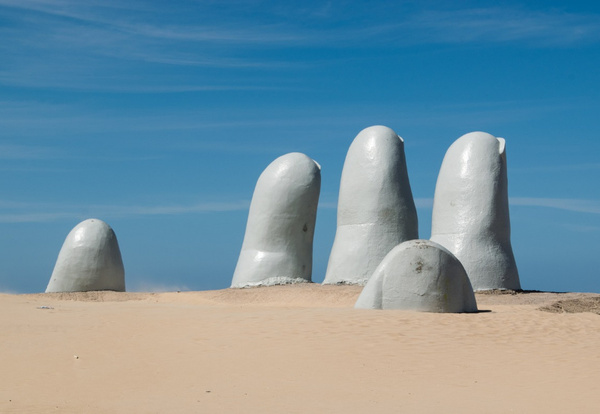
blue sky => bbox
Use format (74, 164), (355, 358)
(1, 0), (599, 293)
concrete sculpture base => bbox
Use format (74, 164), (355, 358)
(45, 219), (125, 293)
(355, 240), (477, 313)
(430, 131), (520, 291)
(231, 153), (321, 288)
(324, 125), (418, 285)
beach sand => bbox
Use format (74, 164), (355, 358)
(1, 284), (600, 413)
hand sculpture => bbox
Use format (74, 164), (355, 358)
(231, 153), (321, 288)
(324, 125), (418, 285)
(430, 132), (520, 291)
(46, 219), (125, 292)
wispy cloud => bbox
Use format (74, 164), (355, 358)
(0, 0), (153, 25)
(0, 96), (570, 142)
(0, 197), (442, 223)
(123, 22), (305, 45)
(4, 187), (597, 224)
(299, 197), (434, 211)
(0, 200), (251, 223)
(421, 99), (570, 125)
(512, 163), (600, 173)
(0, 144), (63, 160)
(317, 201), (337, 209)
(510, 197), (600, 214)
(0, 2), (299, 91)
(351, 197), (600, 214)
(415, 198), (434, 209)
(0, 212), (76, 223)
(99, 201), (251, 216)
(396, 7), (600, 47)
(1, 1), (599, 91)
(562, 223), (600, 233)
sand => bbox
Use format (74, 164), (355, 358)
(2, 284), (600, 413)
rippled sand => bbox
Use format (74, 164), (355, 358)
(2, 285), (599, 413)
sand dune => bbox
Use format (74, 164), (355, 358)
(2, 285), (600, 413)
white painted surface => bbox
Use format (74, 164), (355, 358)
(430, 131), (521, 291)
(45, 219), (125, 292)
(231, 153), (321, 288)
(323, 125), (418, 285)
(355, 239), (477, 312)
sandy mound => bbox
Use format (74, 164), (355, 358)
(190, 283), (362, 307)
(540, 296), (600, 314)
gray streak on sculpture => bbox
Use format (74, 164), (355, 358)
(430, 131), (520, 291)
(355, 239), (477, 313)
(45, 218), (125, 293)
(323, 125), (418, 285)
(231, 152), (321, 288)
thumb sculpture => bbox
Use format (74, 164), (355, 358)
(430, 131), (521, 291)
(45, 218), (126, 292)
(231, 152), (321, 288)
(323, 125), (418, 285)
(355, 239), (478, 313)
